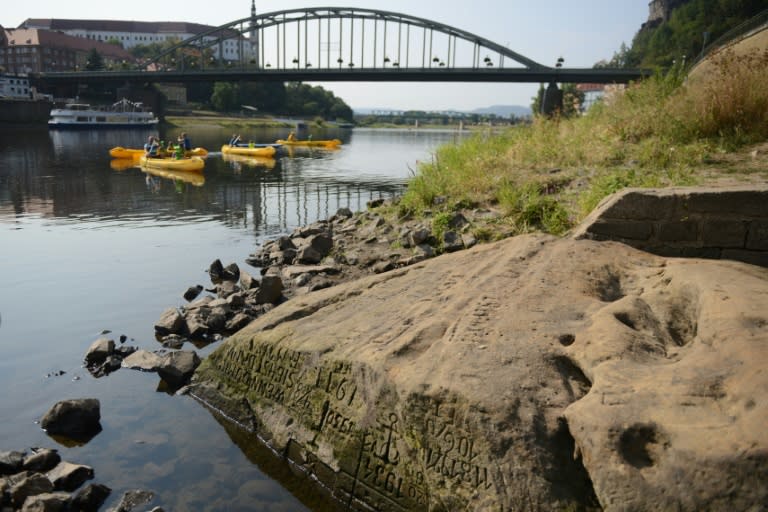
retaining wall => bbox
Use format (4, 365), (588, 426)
(572, 186), (768, 268)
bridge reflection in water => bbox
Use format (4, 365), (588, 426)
(6, 127), (452, 243)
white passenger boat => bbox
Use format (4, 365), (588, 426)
(48, 98), (159, 129)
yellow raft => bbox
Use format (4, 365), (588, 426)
(275, 138), (342, 148)
(139, 155), (205, 172)
(220, 144), (277, 158)
(110, 146), (208, 159)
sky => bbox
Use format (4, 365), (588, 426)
(2, 1), (650, 111)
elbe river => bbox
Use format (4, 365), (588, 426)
(0, 124), (467, 510)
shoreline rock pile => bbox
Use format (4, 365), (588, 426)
(154, 199), (500, 344)
(0, 447), (110, 511)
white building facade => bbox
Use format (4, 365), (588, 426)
(19, 18), (253, 62)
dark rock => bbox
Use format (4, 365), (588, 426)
(335, 207), (353, 219)
(22, 449), (61, 473)
(10, 471), (54, 507)
(448, 212), (469, 229)
(307, 278), (334, 292)
(114, 345), (137, 358)
(184, 314), (209, 339)
(40, 399), (101, 440)
(443, 231), (465, 252)
(254, 275), (283, 304)
(72, 483), (111, 512)
(239, 270), (259, 290)
(223, 263), (240, 282)
(182, 285), (203, 302)
(157, 351), (201, 387)
(84, 338), (114, 365)
(0, 450), (25, 475)
(367, 198), (385, 208)
(47, 461), (94, 491)
(296, 245), (323, 264)
(410, 227), (431, 246)
(208, 259), (225, 283)
(160, 335), (185, 350)
(154, 308), (184, 336)
(215, 280), (239, 298)
(17, 491), (71, 511)
(372, 260), (395, 273)
(225, 313), (253, 332)
(121, 350), (163, 372)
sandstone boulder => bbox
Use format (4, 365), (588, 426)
(191, 234), (768, 511)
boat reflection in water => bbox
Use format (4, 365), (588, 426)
(109, 158), (138, 171)
(141, 166), (205, 187)
(222, 152), (276, 171)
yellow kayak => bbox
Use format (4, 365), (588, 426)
(220, 144), (277, 158)
(275, 139), (342, 148)
(110, 146), (208, 159)
(139, 155), (205, 172)
(222, 152), (277, 169)
(142, 167), (205, 186)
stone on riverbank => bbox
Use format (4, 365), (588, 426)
(191, 233), (768, 511)
(40, 399), (101, 441)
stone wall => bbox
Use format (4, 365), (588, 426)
(572, 185), (768, 267)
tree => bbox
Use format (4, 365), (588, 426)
(84, 49), (104, 70)
(210, 82), (238, 111)
(530, 84), (545, 115)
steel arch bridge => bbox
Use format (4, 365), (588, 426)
(146, 7), (548, 72)
(32, 7), (648, 86)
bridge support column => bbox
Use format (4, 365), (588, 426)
(541, 81), (563, 117)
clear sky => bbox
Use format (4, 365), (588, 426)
(2, 1), (650, 111)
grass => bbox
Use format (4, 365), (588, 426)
(394, 47), (768, 236)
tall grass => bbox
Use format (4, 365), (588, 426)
(398, 48), (767, 233)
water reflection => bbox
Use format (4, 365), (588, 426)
(2, 126), (412, 233)
(0, 123), (469, 511)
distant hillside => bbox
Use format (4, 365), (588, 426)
(354, 105), (531, 118)
(470, 105), (531, 118)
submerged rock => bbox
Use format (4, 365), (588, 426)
(191, 234), (768, 511)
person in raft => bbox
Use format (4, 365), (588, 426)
(287, 130), (296, 141)
(229, 134), (241, 146)
(178, 132), (192, 151)
(144, 136), (160, 157)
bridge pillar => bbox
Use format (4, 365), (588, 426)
(540, 81), (563, 117)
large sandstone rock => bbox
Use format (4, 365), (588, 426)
(191, 234), (768, 511)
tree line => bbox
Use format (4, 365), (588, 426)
(91, 38), (354, 121)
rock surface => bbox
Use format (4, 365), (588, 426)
(39, 399), (102, 442)
(191, 234), (768, 511)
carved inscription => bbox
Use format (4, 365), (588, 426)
(352, 412), (427, 510)
(421, 400), (493, 490)
(211, 343), (496, 509)
(213, 343), (305, 409)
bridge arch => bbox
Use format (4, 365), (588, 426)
(143, 7), (548, 73)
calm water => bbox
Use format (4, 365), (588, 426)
(0, 123), (466, 511)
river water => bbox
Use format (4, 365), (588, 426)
(0, 124), (467, 511)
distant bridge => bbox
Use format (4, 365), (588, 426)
(31, 7), (649, 89)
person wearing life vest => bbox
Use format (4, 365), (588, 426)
(144, 136), (160, 158)
(178, 132), (192, 152)
(287, 130), (296, 141)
